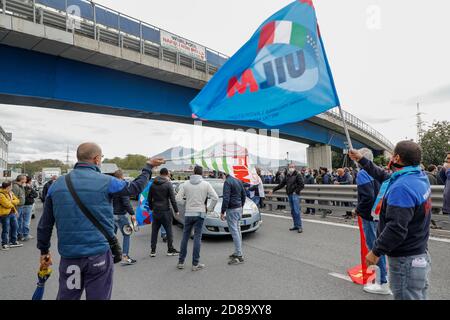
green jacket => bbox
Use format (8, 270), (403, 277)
(12, 182), (25, 206)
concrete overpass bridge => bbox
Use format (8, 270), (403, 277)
(0, 0), (394, 169)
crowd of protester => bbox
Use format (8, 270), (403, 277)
(1, 141), (448, 301)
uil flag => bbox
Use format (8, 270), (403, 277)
(190, 0), (340, 126)
(135, 180), (153, 226)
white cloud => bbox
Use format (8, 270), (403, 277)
(2, 0), (450, 163)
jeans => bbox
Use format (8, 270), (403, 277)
(18, 205), (33, 238)
(388, 252), (431, 300)
(288, 194), (302, 228)
(251, 196), (261, 208)
(179, 215), (204, 266)
(151, 211), (174, 251)
(226, 208), (243, 257)
(57, 250), (113, 300)
(114, 215), (131, 256)
(1, 214), (18, 245)
(362, 219), (388, 284)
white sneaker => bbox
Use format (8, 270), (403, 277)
(9, 242), (23, 248)
(1, 244), (9, 251)
(192, 263), (205, 271)
(363, 283), (392, 295)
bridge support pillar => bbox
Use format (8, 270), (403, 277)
(307, 145), (332, 170)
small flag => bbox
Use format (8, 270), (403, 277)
(190, 0), (340, 126)
(31, 267), (52, 300)
(135, 181), (153, 226)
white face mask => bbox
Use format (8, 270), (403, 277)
(289, 168), (295, 173)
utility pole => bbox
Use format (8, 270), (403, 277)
(416, 103), (425, 144)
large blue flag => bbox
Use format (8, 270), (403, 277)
(190, 0), (340, 126)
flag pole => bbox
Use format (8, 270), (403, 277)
(317, 25), (353, 150)
(338, 106), (354, 150)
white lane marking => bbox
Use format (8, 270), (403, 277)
(429, 237), (450, 243)
(328, 272), (353, 283)
(261, 213), (450, 243)
(261, 213), (358, 229)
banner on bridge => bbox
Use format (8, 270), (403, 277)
(161, 30), (206, 62)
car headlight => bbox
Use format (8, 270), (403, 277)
(207, 211), (220, 218)
(250, 202), (259, 214)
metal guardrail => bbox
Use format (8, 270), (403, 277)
(0, 1), (394, 150)
(0, 0), (227, 75)
(263, 184), (445, 213)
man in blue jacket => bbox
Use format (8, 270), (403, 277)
(221, 173), (247, 265)
(349, 141), (432, 300)
(354, 148), (390, 295)
(37, 142), (165, 300)
(440, 152), (449, 215)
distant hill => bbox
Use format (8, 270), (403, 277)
(152, 146), (196, 160)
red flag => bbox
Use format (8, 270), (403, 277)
(347, 216), (374, 285)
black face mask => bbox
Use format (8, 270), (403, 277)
(390, 162), (406, 170)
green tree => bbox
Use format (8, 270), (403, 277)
(104, 154), (147, 170)
(10, 159), (69, 176)
(374, 155), (389, 167)
(420, 121), (450, 167)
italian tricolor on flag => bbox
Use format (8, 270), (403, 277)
(258, 21), (309, 50)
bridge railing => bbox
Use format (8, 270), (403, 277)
(0, 0), (228, 75)
(263, 184), (445, 214)
(324, 108), (395, 151)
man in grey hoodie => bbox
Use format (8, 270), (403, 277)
(175, 166), (218, 271)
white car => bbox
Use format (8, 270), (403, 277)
(173, 179), (262, 236)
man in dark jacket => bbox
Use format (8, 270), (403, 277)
(440, 152), (450, 215)
(112, 170), (137, 265)
(354, 149), (390, 295)
(40, 175), (57, 203)
(221, 174), (247, 265)
(269, 163), (305, 233)
(37, 142), (165, 300)
(349, 141), (432, 300)
(425, 165), (438, 185)
(148, 168), (179, 257)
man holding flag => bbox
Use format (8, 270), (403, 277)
(349, 141), (432, 300)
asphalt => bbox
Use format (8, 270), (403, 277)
(0, 203), (449, 300)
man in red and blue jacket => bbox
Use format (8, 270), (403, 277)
(349, 141), (432, 300)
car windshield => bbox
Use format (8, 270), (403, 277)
(206, 180), (224, 197)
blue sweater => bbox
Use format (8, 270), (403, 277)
(37, 162), (152, 258)
(359, 158), (431, 258)
(356, 169), (380, 221)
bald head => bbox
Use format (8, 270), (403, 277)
(337, 168), (345, 176)
(77, 143), (102, 164)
